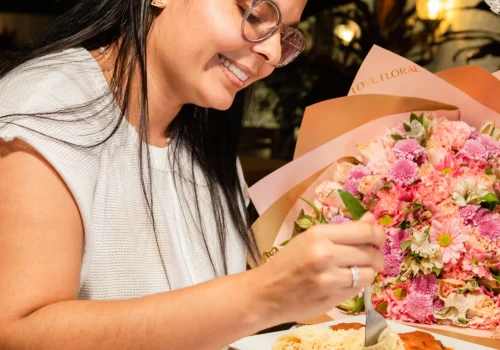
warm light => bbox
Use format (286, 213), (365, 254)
(417, 0), (449, 20)
(333, 21), (361, 46)
(336, 25), (355, 44)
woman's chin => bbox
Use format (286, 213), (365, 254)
(200, 90), (236, 111)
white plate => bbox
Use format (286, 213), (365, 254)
(230, 316), (495, 350)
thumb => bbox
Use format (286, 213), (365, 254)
(359, 211), (376, 224)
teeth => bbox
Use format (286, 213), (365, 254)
(218, 55), (249, 82)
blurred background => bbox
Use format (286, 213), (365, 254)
(1, 0), (499, 185)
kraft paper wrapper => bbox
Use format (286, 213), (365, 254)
(347, 45), (500, 127)
(494, 70), (500, 80)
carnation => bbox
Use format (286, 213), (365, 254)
(477, 134), (500, 159)
(460, 139), (489, 162)
(478, 216), (500, 242)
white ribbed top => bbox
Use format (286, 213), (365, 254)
(0, 48), (248, 300)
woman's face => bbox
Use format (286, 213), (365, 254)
(148, 0), (307, 110)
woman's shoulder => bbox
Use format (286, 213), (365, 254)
(0, 47), (110, 115)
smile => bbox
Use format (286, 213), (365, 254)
(217, 54), (249, 86)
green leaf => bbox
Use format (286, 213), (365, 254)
(404, 203), (423, 213)
(380, 182), (393, 190)
(338, 190), (367, 220)
(398, 220), (411, 230)
(401, 240), (412, 251)
(391, 134), (404, 141)
(410, 113), (419, 124)
(434, 268), (441, 276)
(490, 269), (500, 284)
(403, 123), (411, 132)
(485, 166), (494, 175)
(300, 197), (320, 219)
(481, 193), (499, 203)
(279, 239), (291, 247)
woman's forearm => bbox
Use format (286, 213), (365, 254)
(1, 268), (277, 350)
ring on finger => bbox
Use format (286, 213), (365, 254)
(350, 266), (359, 288)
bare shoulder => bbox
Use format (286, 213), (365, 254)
(0, 138), (84, 322)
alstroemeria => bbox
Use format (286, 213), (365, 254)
(452, 179), (489, 207)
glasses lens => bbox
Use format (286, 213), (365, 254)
(243, 1), (279, 41)
(277, 30), (304, 66)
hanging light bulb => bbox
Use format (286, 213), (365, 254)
(485, 0), (500, 14)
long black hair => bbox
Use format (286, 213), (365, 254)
(0, 0), (261, 275)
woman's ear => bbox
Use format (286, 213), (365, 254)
(151, 0), (167, 9)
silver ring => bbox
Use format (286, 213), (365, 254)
(350, 266), (359, 288)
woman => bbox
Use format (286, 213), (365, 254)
(0, 0), (385, 349)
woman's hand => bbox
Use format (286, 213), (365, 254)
(255, 212), (386, 325)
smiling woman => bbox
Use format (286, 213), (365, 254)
(0, 0), (386, 349)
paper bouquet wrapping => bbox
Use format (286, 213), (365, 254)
(247, 45), (500, 340)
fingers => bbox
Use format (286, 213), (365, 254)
(337, 266), (377, 289)
(312, 222), (386, 248)
(331, 244), (385, 272)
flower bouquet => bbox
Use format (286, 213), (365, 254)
(247, 46), (500, 339)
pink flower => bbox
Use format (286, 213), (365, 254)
(463, 249), (494, 280)
(434, 154), (463, 176)
(390, 229), (412, 250)
(442, 256), (475, 281)
(329, 215), (351, 225)
(393, 139), (426, 163)
(347, 164), (371, 180)
(404, 293), (435, 324)
(411, 274), (438, 296)
(430, 119), (472, 151)
(434, 198), (459, 221)
(429, 218), (470, 264)
(459, 205), (480, 225)
(381, 247), (405, 277)
(418, 174), (452, 207)
(314, 180), (343, 207)
(390, 159), (419, 186)
(459, 139), (489, 162)
(358, 140), (396, 177)
(343, 178), (362, 199)
(478, 216), (500, 242)
(478, 134), (500, 159)
(395, 184), (418, 202)
(373, 189), (399, 219)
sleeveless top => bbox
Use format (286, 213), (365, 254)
(0, 48), (249, 300)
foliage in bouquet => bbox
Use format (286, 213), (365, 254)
(272, 112), (500, 331)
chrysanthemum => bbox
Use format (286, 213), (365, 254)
(393, 139), (425, 162)
(478, 217), (500, 242)
(459, 139), (489, 162)
(347, 164), (371, 180)
(411, 274), (438, 296)
(343, 178), (361, 199)
(390, 159), (419, 186)
(429, 218), (470, 264)
(381, 247), (405, 277)
(405, 293), (434, 324)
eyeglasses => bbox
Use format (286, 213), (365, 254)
(240, 0), (305, 67)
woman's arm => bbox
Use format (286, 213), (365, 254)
(0, 139), (275, 350)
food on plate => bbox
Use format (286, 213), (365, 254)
(271, 322), (454, 349)
(271, 324), (404, 349)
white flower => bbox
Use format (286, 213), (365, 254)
(452, 179), (489, 206)
(434, 293), (470, 327)
(408, 120), (426, 143)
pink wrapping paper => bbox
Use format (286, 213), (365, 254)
(495, 70), (500, 80)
